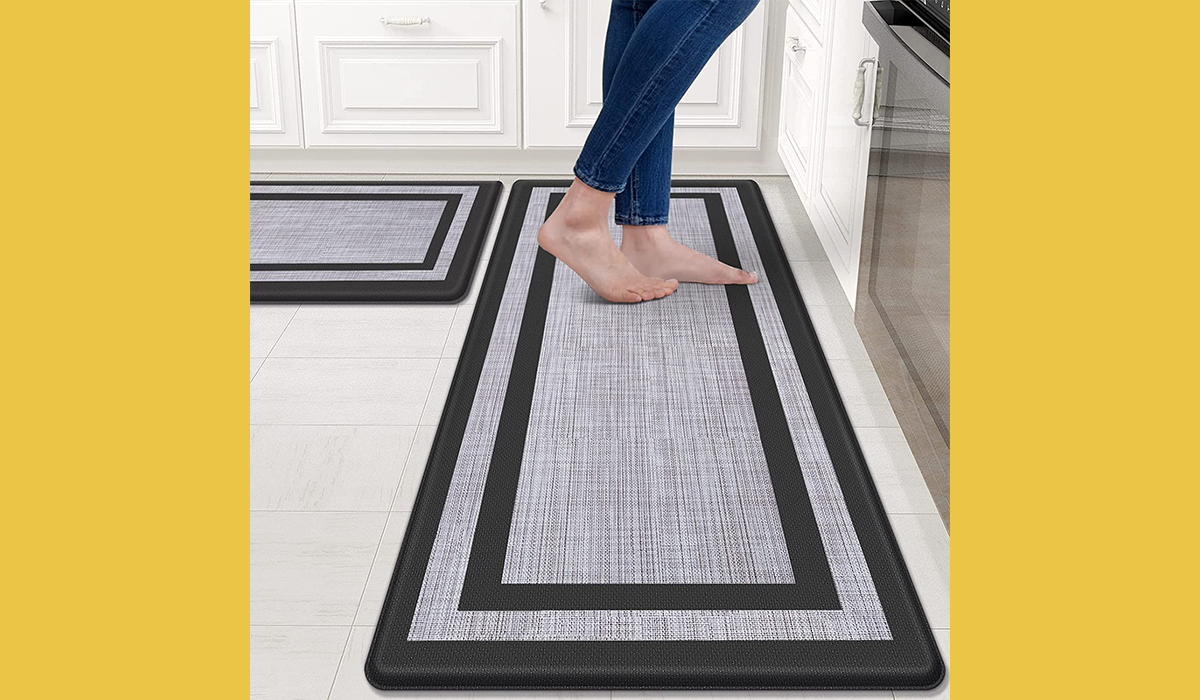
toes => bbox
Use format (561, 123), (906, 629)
(615, 277), (678, 303)
(712, 265), (756, 285)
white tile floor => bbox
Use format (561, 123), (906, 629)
(250, 175), (950, 699)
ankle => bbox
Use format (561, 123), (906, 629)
(621, 224), (671, 247)
(552, 179), (614, 230)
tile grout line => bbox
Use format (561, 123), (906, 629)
(252, 623), (360, 628)
(253, 294), (396, 697)
(406, 361), (445, 454)
(250, 423), (423, 427)
(257, 355), (447, 361)
(438, 308), (465, 357)
(322, 625), (355, 700)
(861, 353), (951, 523)
(251, 509), (414, 514)
(320, 421), (429, 698)
(262, 305), (302, 360)
(387, 431), (421, 516)
(427, 360), (448, 424)
(839, 316), (943, 521)
(356, 427), (426, 617)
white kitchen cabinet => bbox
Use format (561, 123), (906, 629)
(778, 0), (878, 304)
(294, 1), (520, 147)
(522, 0), (767, 149)
(251, 1), (304, 147)
(812, 0), (876, 298)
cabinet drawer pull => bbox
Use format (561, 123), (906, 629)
(786, 36), (806, 53)
(380, 16), (430, 26)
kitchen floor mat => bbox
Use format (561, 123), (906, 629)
(366, 180), (944, 690)
(250, 181), (502, 302)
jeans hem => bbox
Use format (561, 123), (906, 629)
(572, 166), (626, 194)
(615, 215), (669, 226)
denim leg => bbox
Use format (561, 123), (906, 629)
(601, 0), (672, 226)
(615, 111), (673, 226)
(574, 0), (759, 196)
(601, 1), (643, 94)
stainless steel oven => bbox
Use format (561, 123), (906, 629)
(857, 0), (951, 519)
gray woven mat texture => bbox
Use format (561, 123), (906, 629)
(410, 186), (889, 641)
(249, 184), (478, 281)
(504, 198), (794, 585)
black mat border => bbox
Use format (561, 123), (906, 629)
(250, 193), (460, 271)
(249, 181), (502, 302)
(366, 180), (945, 690)
(457, 191), (840, 611)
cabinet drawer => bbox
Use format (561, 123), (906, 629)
(251, 1), (303, 147)
(295, 1), (519, 147)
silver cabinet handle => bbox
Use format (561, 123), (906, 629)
(853, 57), (877, 127)
(786, 36), (806, 53)
(380, 16), (430, 26)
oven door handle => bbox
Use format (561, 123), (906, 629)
(853, 57), (877, 127)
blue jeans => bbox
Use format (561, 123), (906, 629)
(573, 0), (760, 226)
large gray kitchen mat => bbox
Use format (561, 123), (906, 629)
(366, 180), (944, 690)
(250, 181), (501, 302)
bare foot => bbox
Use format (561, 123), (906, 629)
(621, 225), (758, 285)
(537, 182), (678, 303)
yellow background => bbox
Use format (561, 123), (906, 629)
(4, 2), (245, 697)
(3, 1), (1196, 697)
(953, 1), (1197, 697)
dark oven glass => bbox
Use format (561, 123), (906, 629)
(857, 1), (950, 471)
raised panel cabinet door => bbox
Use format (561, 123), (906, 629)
(251, 1), (303, 147)
(777, 2), (824, 197)
(295, 1), (520, 147)
(780, 58), (818, 197)
(523, 0), (766, 148)
(813, 0), (877, 300)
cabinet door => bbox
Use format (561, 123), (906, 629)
(812, 2), (877, 301)
(779, 61), (817, 197)
(777, 4), (824, 197)
(251, 1), (303, 147)
(295, 1), (519, 147)
(523, 0), (766, 148)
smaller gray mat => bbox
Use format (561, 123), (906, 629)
(250, 181), (501, 302)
